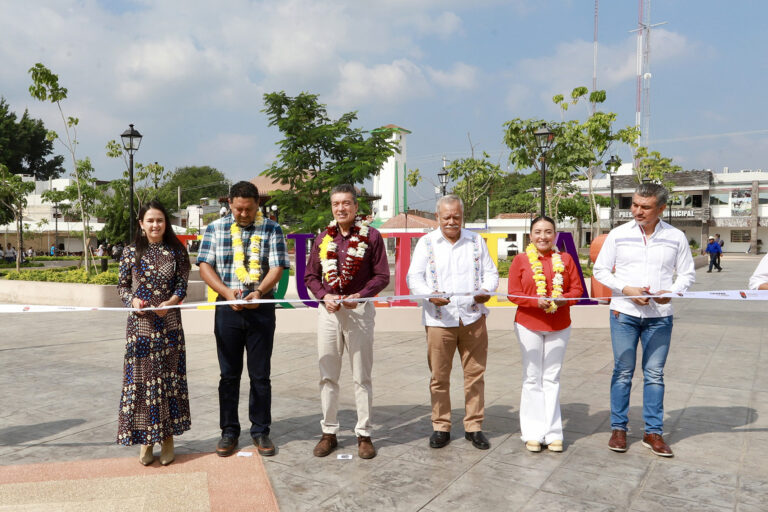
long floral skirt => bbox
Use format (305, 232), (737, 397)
(117, 313), (191, 446)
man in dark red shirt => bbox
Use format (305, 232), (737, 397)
(304, 184), (390, 459)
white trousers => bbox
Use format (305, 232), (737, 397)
(317, 301), (375, 437)
(514, 323), (571, 444)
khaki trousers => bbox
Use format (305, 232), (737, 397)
(317, 301), (375, 437)
(426, 315), (488, 432)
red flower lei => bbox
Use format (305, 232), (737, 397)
(322, 216), (371, 294)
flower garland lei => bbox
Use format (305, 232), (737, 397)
(231, 211), (264, 285)
(525, 242), (565, 314)
(319, 216), (370, 293)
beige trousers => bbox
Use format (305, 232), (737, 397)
(426, 315), (488, 432)
(317, 301), (375, 437)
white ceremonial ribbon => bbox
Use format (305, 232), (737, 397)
(2, 289), (768, 313)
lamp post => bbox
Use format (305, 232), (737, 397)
(437, 169), (449, 197)
(606, 155), (620, 228)
(534, 123), (555, 216)
(120, 124), (143, 241)
(270, 204), (278, 223)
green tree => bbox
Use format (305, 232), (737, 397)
(262, 91), (398, 233)
(106, 139), (171, 211)
(504, 87), (639, 240)
(95, 179), (131, 244)
(552, 88), (639, 240)
(0, 164), (36, 270)
(41, 158), (100, 259)
(504, 118), (579, 220)
(0, 98), (65, 181)
(445, 135), (505, 222)
(154, 165), (230, 213)
(29, 63), (94, 272)
(406, 168), (422, 188)
(633, 146), (682, 184)
(486, 170), (540, 217)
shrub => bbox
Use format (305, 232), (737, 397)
(4, 267), (118, 284)
(497, 258), (511, 278)
(29, 255), (81, 261)
(90, 271), (119, 285)
(0, 261), (44, 268)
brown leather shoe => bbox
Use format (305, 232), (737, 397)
(642, 433), (673, 457)
(608, 429), (628, 452)
(216, 435), (238, 457)
(357, 436), (376, 459)
(313, 433), (337, 457)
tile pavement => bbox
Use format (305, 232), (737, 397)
(1, 254), (767, 510)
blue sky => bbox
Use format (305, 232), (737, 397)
(1, 0), (767, 212)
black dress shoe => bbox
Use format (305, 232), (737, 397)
(216, 435), (238, 457)
(465, 431), (490, 450)
(253, 433), (276, 456)
(429, 430), (450, 449)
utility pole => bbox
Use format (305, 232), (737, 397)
(631, 0), (667, 154)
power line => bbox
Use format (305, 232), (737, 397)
(651, 129), (768, 144)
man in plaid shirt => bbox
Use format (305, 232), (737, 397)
(198, 181), (289, 457)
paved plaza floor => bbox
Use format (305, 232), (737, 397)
(1, 255), (767, 510)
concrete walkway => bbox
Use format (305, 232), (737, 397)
(1, 254), (767, 510)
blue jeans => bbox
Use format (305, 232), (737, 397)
(708, 253), (721, 271)
(609, 312), (673, 434)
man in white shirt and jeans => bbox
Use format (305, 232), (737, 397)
(407, 195), (499, 451)
(594, 183), (695, 457)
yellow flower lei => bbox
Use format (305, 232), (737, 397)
(525, 242), (565, 314)
(231, 211), (264, 285)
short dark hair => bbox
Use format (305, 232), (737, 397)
(530, 215), (556, 231)
(330, 184), (357, 203)
(229, 181), (260, 201)
(634, 182), (668, 207)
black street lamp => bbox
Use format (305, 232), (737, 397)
(437, 169), (449, 197)
(606, 155), (621, 228)
(534, 123), (555, 216)
(121, 124), (143, 241)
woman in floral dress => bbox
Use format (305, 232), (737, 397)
(117, 200), (191, 466)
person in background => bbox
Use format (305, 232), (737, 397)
(507, 216), (583, 453)
(116, 199), (191, 466)
(714, 233), (724, 269)
(6, 244), (17, 263)
(705, 236), (722, 273)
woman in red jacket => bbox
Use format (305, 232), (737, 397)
(507, 216), (583, 453)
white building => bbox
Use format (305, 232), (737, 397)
(578, 166), (768, 253)
(372, 124), (411, 222)
(466, 165), (768, 256)
(0, 176), (105, 253)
